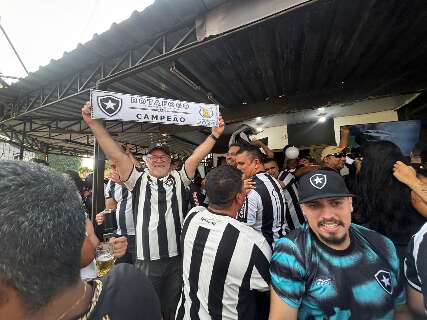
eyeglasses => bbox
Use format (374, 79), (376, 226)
(146, 155), (171, 162)
(327, 152), (346, 158)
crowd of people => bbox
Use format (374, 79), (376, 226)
(0, 102), (426, 320)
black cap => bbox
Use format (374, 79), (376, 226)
(298, 170), (354, 203)
(146, 143), (171, 155)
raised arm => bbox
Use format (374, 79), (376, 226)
(82, 102), (133, 180)
(393, 161), (427, 203)
(252, 139), (274, 159)
(184, 115), (225, 180)
(338, 126), (350, 149)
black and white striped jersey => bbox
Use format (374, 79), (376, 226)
(277, 171), (305, 230)
(236, 172), (286, 247)
(176, 206), (271, 320)
(124, 167), (191, 261)
(105, 180), (135, 236)
(277, 169), (295, 187)
(404, 222), (427, 313)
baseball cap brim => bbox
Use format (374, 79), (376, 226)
(298, 193), (355, 204)
(321, 146), (345, 160)
(147, 144), (171, 155)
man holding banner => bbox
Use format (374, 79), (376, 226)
(82, 97), (224, 319)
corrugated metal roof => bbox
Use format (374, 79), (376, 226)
(2, 0), (227, 93)
(1, 0), (427, 156)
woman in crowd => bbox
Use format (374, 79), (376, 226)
(353, 141), (426, 261)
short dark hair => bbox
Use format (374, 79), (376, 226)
(228, 143), (242, 150)
(206, 165), (243, 208)
(263, 157), (278, 165)
(236, 145), (264, 162)
(0, 161), (86, 312)
(64, 170), (84, 195)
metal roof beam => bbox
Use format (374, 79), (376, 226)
(0, 22), (199, 124)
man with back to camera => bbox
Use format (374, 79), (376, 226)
(176, 165), (271, 320)
(82, 101), (224, 319)
(269, 169), (405, 320)
(0, 160), (161, 320)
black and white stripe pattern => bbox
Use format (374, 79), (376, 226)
(176, 207), (271, 320)
(237, 172), (286, 247)
(404, 222), (427, 312)
(105, 180), (135, 236)
(277, 169), (295, 186)
(124, 167), (190, 261)
(277, 171), (305, 230)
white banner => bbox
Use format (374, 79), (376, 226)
(90, 90), (219, 128)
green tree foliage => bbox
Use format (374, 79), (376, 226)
(34, 153), (81, 172)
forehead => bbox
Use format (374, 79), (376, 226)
(228, 146), (240, 153)
(236, 151), (251, 161)
(149, 149), (169, 157)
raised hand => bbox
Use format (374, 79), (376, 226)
(212, 114), (225, 138)
(81, 101), (95, 125)
(393, 161), (417, 186)
(95, 212), (105, 226)
(109, 236), (128, 258)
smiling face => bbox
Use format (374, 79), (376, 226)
(323, 154), (346, 171)
(145, 149), (171, 178)
(264, 160), (279, 178)
(301, 197), (353, 250)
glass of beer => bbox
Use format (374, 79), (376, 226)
(96, 242), (115, 277)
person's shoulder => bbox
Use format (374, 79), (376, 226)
(351, 224), (398, 258)
(230, 218), (271, 246)
(101, 263), (153, 291)
(274, 225), (310, 252)
(96, 264), (161, 319)
(184, 206), (207, 222)
(352, 223), (394, 245)
(409, 222), (427, 259)
(414, 222), (427, 239)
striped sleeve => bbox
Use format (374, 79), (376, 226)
(270, 237), (306, 309)
(179, 166), (192, 187)
(123, 166), (143, 192)
(404, 223), (427, 311)
(244, 191), (261, 227)
(249, 239), (272, 292)
(105, 180), (111, 198)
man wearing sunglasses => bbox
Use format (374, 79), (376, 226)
(320, 146), (347, 173)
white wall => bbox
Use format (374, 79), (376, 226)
(333, 110), (398, 145)
(253, 125), (288, 149)
(0, 141), (35, 161)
